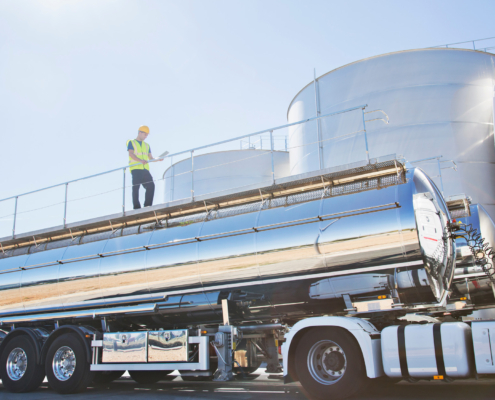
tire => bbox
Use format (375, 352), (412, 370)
(129, 370), (170, 384)
(92, 370), (125, 385)
(45, 333), (94, 394)
(0, 335), (45, 393)
(295, 328), (368, 400)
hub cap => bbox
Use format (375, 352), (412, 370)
(52, 346), (76, 381)
(6, 348), (27, 381)
(307, 340), (347, 385)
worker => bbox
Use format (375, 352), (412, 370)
(127, 125), (161, 209)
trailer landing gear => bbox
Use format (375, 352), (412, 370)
(212, 326), (235, 381)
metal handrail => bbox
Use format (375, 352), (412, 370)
(364, 109), (390, 124)
(0, 159), (163, 203)
(409, 155), (458, 194)
(1, 103), (393, 238)
(165, 104), (368, 158)
(0, 104), (367, 204)
(239, 134), (288, 151)
(430, 36), (495, 51)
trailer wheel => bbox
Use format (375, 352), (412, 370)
(45, 333), (94, 394)
(295, 328), (368, 400)
(92, 370), (125, 385)
(0, 336), (45, 393)
(129, 370), (170, 384)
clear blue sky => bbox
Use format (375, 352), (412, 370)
(1, 0), (495, 235)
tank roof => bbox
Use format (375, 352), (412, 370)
(287, 48), (495, 119)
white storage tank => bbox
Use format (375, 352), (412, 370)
(163, 150), (290, 202)
(287, 48), (495, 217)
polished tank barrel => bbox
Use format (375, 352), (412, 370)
(0, 167), (454, 325)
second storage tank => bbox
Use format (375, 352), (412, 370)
(163, 150), (290, 202)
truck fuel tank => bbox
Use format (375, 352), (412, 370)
(381, 322), (474, 379)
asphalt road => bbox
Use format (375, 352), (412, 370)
(1, 370), (495, 400)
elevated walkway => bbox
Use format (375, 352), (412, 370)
(0, 154), (404, 252)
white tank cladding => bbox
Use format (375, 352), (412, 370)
(287, 48), (495, 217)
(163, 150), (290, 202)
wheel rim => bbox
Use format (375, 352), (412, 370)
(6, 348), (28, 381)
(307, 340), (347, 385)
(52, 346), (76, 381)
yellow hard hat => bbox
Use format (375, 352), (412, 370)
(138, 125), (149, 134)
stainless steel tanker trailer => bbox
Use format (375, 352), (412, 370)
(1, 159), (495, 400)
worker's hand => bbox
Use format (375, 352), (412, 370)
(141, 160), (148, 165)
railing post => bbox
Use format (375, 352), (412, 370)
(313, 69), (323, 170)
(12, 196), (18, 239)
(437, 158), (445, 194)
(122, 168), (126, 216)
(270, 130), (275, 185)
(170, 156), (174, 202)
(63, 183), (69, 228)
(361, 107), (370, 164)
(191, 150), (195, 201)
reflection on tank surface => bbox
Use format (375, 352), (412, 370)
(58, 240), (106, 309)
(310, 274), (390, 299)
(0, 167), (455, 326)
(102, 332), (148, 363)
(308, 268), (435, 314)
(148, 330), (188, 362)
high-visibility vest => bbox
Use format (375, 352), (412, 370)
(127, 139), (150, 171)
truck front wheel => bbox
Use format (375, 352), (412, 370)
(45, 333), (94, 394)
(295, 327), (368, 400)
(0, 335), (45, 392)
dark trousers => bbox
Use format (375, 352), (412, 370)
(131, 169), (155, 209)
